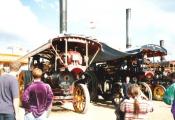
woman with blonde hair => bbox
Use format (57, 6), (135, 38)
(120, 84), (153, 120)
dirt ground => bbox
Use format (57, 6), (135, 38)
(19, 100), (173, 120)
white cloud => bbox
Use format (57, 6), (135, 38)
(0, 0), (174, 61)
(67, 0), (175, 60)
(33, 0), (43, 3)
(129, 2), (175, 60)
(0, 0), (55, 51)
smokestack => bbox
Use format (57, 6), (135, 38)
(59, 0), (67, 34)
(126, 8), (131, 48)
(160, 40), (164, 47)
(160, 40), (165, 62)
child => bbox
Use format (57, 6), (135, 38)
(120, 84), (153, 120)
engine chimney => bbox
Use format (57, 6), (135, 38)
(126, 8), (131, 48)
(59, 0), (67, 34)
(160, 40), (165, 62)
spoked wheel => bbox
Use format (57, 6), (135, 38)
(73, 84), (90, 113)
(18, 70), (32, 106)
(153, 85), (166, 101)
(113, 83), (124, 105)
(139, 82), (152, 100)
(113, 93), (123, 106)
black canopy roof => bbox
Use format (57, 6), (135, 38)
(126, 44), (167, 57)
(93, 42), (130, 63)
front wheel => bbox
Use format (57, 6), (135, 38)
(153, 85), (166, 101)
(73, 84), (90, 113)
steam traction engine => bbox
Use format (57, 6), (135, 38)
(18, 34), (101, 113)
(85, 44), (167, 104)
(84, 43), (152, 104)
(125, 44), (168, 100)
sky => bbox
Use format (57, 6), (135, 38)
(0, 0), (175, 61)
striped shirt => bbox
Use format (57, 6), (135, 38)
(120, 98), (153, 120)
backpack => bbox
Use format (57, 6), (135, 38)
(163, 83), (175, 105)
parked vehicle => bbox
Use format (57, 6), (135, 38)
(17, 34), (101, 113)
(148, 61), (172, 100)
(126, 44), (168, 100)
(85, 43), (152, 104)
(85, 43), (167, 104)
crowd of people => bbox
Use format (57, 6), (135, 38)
(1, 61), (175, 120)
(0, 61), (53, 120)
(115, 72), (175, 120)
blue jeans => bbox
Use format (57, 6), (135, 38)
(0, 114), (15, 120)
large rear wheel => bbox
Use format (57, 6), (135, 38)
(153, 85), (166, 101)
(73, 84), (90, 113)
(18, 70), (32, 106)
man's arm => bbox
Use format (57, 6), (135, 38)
(46, 84), (53, 110)
(22, 86), (30, 111)
(45, 84), (53, 118)
(10, 77), (20, 120)
(13, 97), (20, 120)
